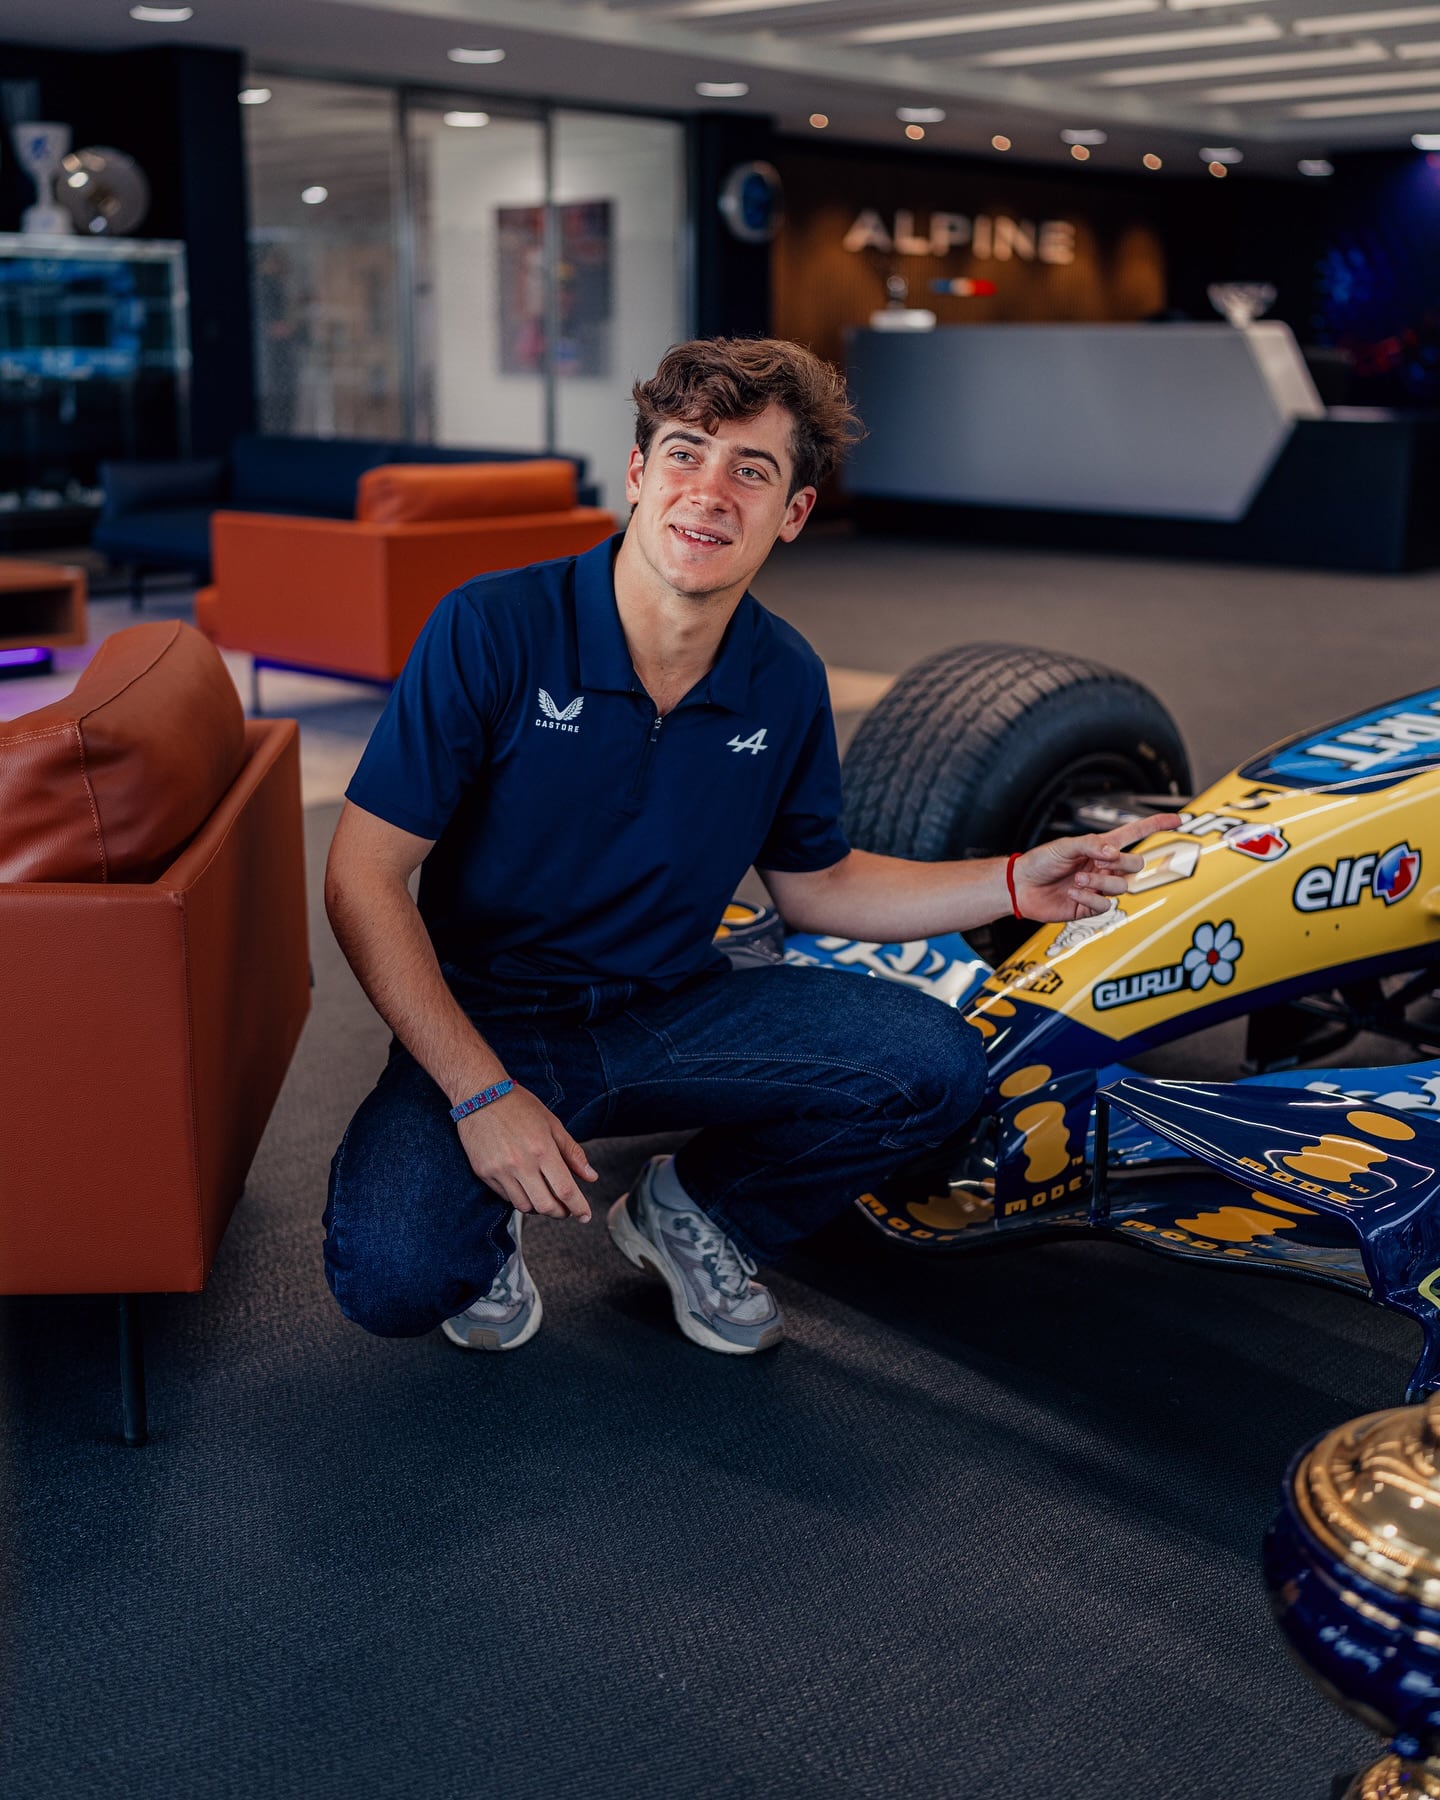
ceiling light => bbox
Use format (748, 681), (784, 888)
(1398, 39), (1440, 54)
(904, 124), (926, 139)
(1166, 0), (1267, 7)
(443, 111), (490, 127)
(1143, 151), (1163, 167)
(1292, 89), (1440, 113)
(971, 17), (1282, 67)
(843, 0), (1156, 46)
(1298, 157), (1334, 173)
(1208, 160), (1229, 176)
(1295, 8), (1440, 33)
(696, 81), (750, 97)
(129, 4), (193, 17)
(301, 186), (328, 204)
(1205, 68), (1440, 100)
(665, 0), (843, 12)
(1091, 42), (1389, 83)
(238, 86), (272, 105)
(1416, 130), (1440, 144)
(809, 113), (829, 128)
(1070, 143), (1092, 159)
(1201, 145), (1243, 161)
(447, 47), (506, 64)
(898, 107), (946, 122)
(992, 134), (1012, 149)
(1061, 127), (1108, 143)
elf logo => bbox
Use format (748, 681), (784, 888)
(1293, 842), (1422, 913)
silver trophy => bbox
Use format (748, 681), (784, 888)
(12, 120), (74, 236)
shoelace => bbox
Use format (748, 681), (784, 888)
(476, 1248), (524, 1310)
(681, 1213), (757, 1300)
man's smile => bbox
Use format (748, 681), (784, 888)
(670, 523), (733, 548)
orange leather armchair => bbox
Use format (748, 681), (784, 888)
(0, 622), (310, 1445)
(196, 458), (616, 704)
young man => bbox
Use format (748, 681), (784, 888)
(323, 338), (1172, 1356)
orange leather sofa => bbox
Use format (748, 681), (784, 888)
(195, 458), (616, 702)
(0, 621), (310, 1445)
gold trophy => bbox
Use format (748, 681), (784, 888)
(1266, 1392), (1440, 1797)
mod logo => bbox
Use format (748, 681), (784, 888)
(1293, 842), (1421, 912)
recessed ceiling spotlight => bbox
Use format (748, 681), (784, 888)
(1207, 159), (1229, 176)
(1061, 127), (1107, 144)
(992, 134), (1012, 150)
(448, 47), (506, 64)
(130, 4), (193, 18)
(809, 112), (829, 128)
(1413, 131), (1440, 148)
(1071, 143), (1092, 159)
(238, 87), (272, 106)
(696, 81), (750, 97)
(898, 107), (946, 123)
(1143, 151), (1163, 168)
(1201, 145), (1243, 162)
(905, 124), (926, 139)
(1298, 156), (1334, 174)
(301, 185), (328, 204)
(443, 111), (490, 128)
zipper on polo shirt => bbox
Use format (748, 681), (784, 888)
(622, 709), (663, 813)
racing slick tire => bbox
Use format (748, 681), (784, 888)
(841, 642), (1190, 963)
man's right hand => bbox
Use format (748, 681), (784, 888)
(457, 1086), (598, 1221)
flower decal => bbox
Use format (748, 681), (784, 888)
(1183, 920), (1242, 991)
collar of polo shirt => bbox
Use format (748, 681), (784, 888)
(573, 534), (755, 715)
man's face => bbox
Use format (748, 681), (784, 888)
(623, 402), (816, 601)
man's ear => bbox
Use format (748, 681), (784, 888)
(624, 445), (646, 503)
(778, 485), (818, 544)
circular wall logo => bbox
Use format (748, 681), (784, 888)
(718, 161), (784, 244)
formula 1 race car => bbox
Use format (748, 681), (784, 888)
(723, 645), (1440, 1398)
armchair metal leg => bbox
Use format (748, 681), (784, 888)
(117, 1294), (148, 1447)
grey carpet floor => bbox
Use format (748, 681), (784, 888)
(10, 526), (1440, 1798)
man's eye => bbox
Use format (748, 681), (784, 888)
(670, 449), (695, 463)
(737, 465), (766, 480)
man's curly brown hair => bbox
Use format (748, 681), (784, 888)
(632, 337), (864, 496)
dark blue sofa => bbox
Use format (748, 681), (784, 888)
(95, 435), (597, 600)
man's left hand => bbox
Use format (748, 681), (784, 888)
(1011, 813), (1182, 924)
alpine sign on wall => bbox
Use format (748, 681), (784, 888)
(773, 143), (1168, 370)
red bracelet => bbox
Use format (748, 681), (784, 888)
(1005, 851), (1024, 920)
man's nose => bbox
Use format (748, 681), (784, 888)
(693, 467), (732, 510)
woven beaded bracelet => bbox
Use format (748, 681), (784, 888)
(449, 1078), (515, 1123)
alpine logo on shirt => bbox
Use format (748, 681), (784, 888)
(728, 728), (768, 755)
(536, 688), (583, 734)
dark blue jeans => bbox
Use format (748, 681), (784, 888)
(324, 962), (987, 1337)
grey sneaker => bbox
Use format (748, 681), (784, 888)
(607, 1157), (784, 1355)
(441, 1213), (543, 1352)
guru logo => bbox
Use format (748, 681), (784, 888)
(1293, 841), (1421, 912)
(1092, 921), (1243, 1011)
(535, 688), (583, 733)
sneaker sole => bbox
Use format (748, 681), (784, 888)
(440, 1285), (544, 1353)
(608, 1193), (783, 1356)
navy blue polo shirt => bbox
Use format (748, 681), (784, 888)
(346, 534), (850, 990)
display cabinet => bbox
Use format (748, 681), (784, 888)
(0, 234), (190, 550)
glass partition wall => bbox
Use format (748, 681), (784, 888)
(245, 78), (689, 507)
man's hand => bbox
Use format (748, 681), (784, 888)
(1012, 813), (1183, 924)
(457, 1087), (599, 1221)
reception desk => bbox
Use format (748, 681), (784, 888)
(844, 323), (1440, 572)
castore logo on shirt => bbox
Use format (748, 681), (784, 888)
(536, 688), (583, 734)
